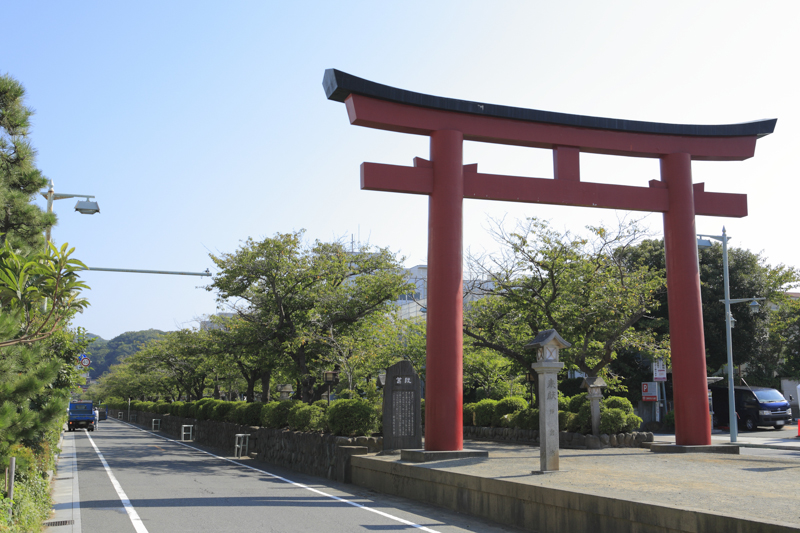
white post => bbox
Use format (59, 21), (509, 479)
(721, 227), (738, 443)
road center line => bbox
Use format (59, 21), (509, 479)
(84, 429), (149, 533)
(115, 419), (441, 533)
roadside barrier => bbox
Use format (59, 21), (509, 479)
(118, 412), (123, 419)
(181, 425), (194, 441)
(234, 434), (250, 458)
(152, 419), (161, 431)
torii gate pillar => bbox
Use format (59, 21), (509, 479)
(323, 69), (776, 450)
(661, 153), (710, 443)
(426, 130), (465, 450)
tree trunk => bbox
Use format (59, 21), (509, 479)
(245, 377), (257, 403)
(213, 382), (220, 400)
(260, 369), (272, 402)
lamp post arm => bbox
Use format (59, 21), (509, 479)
(722, 297), (765, 304)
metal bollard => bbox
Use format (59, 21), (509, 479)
(181, 425), (194, 441)
(152, 419), (161, 431)
(234, 434), (250, 458)
(118, 412), (123, 419)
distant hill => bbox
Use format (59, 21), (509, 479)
(86, 329), (165, 378)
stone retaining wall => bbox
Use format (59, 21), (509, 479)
(111, 410), (382, 483)
(463, 425), (654, 448)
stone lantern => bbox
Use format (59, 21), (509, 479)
(581, 376), (607, 437)
(526, 329), (570, 472)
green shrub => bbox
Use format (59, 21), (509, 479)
(510, 408), (539, 430)
(567, 403), (592, 433)
(604, 396), (634, 415)
(664, 410), (675, 430)
(568, 392), (589, 413)
(463, 403), (477, 426)
(196, 400), (219, 420)
(558, 410), (575, 430)
(210, 401), (238, 422)
(288, 403), (326, 432)
(625, 413), (643, 432)
(599, 408), (627, 434)
(326, 398), (379, 436)
(240, 402), (266, 426)
(226, 402), (248, 423)
(558, 393), (570, 411)
(154, 401), (169, 414)
(312, 400), (329, 411)
(492, 397), (529, 426)
(261, 401), (299, 428)
(473, 399), (498, 427)
(168, 401), (185, 416)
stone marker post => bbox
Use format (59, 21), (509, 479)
(382, 360), (422, 452)
(526, 330), (570, 472)
(581, 377), (607, 437)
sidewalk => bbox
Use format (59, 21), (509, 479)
(44, 432), (80, 532)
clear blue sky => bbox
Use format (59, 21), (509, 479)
(2, 1), (798, 339)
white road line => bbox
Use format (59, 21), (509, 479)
(84, 429), (149, 533)
(114, 419), (442, 533)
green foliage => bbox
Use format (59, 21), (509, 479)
(287, 403), (326, 432)
(473, 399), (498, 427)
(420, 398), (425, 427)
(604, 396), (634, 415)
(462, 403), (476, 426)
(0, 74), (53, 253)
(168, 401), (185, 417)
(209, 230), (412, 402)
(226, 402), (248, 424)
(326, 398), (379, 437)
(664, 410), (675, 431)
(558, 410), (575, 430)
(510, 408), (539, 430)
(239, 402), (265, 426)
(210, 401), (236, 422)
(625, 413), (643, 432)
(463, 217), (668, 390)
(312, 400), (328, 411)
(87, 329), (165, 379)
(567, 403), (592, 433)
(568, 393), (589, 413)
(261, 401), (298, 428)
(557, 393), (570, 411)
(599, 408), (627, 434)
(492, 396), (528, 426)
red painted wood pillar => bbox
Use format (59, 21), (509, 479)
(661, 152), (711, 446)
(425, 130), (464, 451)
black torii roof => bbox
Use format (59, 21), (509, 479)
(323, 69), (776, 138)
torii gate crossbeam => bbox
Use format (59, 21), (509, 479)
(324, 69), (776, 449)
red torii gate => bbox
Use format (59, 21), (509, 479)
(324, 69), (776, 449)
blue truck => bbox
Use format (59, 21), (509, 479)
(68, 400), (95, 431)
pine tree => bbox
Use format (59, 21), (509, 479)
(0, 73), (55, 253)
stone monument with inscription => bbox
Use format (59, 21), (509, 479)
(527, 329), (570, 472)
(382, 360), (422, 452)
(581, 376), (607, 437)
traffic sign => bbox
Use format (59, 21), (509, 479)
(653, 359), (667, 381)
(642, 382), (659, 402)
(80, 357), (91, 367)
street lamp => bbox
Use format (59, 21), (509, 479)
(525, 371), (535, 405)
(323, 370), (339, 406)
(697, 227), (764, 443)
(41, 179), (100, 244)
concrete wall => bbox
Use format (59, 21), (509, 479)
(351, 456), (798, 533)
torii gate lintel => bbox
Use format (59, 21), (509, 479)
(325, 68), (775, 450)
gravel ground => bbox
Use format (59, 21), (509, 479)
(398, 442), (800, 528)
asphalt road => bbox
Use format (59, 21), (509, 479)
(63, 419), (522, 533)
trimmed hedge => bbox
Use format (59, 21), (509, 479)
(326, 399), (379, 437)
(287, 403), (326, 432)
(473, 399), (498, 427)
(492, 397), (528, 427)
(463, 403), (477, 426)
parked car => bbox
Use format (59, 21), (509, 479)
(710, 386), (792, 431)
